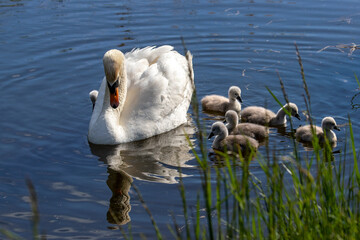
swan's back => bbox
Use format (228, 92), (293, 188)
(295, 125), (323, 143)
(218, 135), (259, 152)
(201, 95), (229, 113)
(121, 46), (194, 141)
(241, 106), (275, 125)
(231, 123), (269, 142)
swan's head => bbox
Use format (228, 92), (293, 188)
(208, 122), (227, 139)
(103, 49), (125, 109)
(228, 86), (242, 103)
(224, 110), (239, 125)
(284, 102), (301, 120)
(322, 117), (340, 131)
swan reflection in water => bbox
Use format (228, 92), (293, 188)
(89, 122), (196, 225)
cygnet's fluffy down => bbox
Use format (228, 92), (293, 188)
(241, 102), (301, 126)
(225, 110), (269, 142)
(89, 90), (98, 110)
(295, 116), (340, 144)
(201, 86), (242, 116)
(208, 121), (259, 153)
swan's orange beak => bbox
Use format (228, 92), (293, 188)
(108, 81), (119, 109)
(110, 88), (119, 109)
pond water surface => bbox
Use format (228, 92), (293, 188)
(1, 0), (360, 239)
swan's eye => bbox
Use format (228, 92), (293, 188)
(107, 81), (119, 94)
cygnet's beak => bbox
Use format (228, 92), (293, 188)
(208, 132), (214, 140)
(107, 81), (119, 109)
(334, 125), (340, 131)
(295, 113), (301, 120)
(236, 95), (243, 103)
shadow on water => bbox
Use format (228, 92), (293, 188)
(88, 121), (196, 225)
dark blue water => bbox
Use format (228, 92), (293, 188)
(1, 0), (360, 238)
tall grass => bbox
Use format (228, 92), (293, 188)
(172, 45), (360, 239)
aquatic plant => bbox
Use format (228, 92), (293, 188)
(164, 44), (360, 239)
(175, 115), (360, 239)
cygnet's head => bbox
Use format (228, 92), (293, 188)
(321, 117), (340, 131)
(225, 110), (239, 125)
(228, 86), (242, 103)
(89, 90), (98, 110)
(208, 122), (227, 139)
(103, 49), (125, 109)
(285, 102), (301, 120)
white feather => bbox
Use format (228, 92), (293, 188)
(88, 46), (194, 144)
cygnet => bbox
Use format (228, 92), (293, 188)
(295, 116), (340, 144)
(208, 121), (259, 153)
(201, 86), (242, 116)
(241, 102), (301, 126)
(225, 110), (269, 142)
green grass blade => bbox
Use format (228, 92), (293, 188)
(0, 229), (24, 240)
(266, 86), (291, 117)
(348, 116), (360, 185)
(132, 183), (162, 240)
(354, 73), (360, 88)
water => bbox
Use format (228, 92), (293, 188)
(1, 0), (360, 238)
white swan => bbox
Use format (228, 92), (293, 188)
(295, 116), (340, 144)
(88, 46), (194, 145)
(225, 110), (269, 142)
(208, 122), (259, 153)
(241, 102), (301, 126)
(201, 86), (242, 116)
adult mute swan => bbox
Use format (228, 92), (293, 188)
(201, 86), (242, 116)
(241, 102), (301, 127)
(88, 46), (194, 145)
(295, 116), (340, 144)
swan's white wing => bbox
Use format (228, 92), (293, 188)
(124, 45), (174, 88)
(121, 47), (193, 140)
(125, 46), (173, 65)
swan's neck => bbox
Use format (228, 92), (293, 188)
(323, 129), (336, 142)
(213, 130), (228, 149)
(226, 123), (235, 133)
(102, 74), (127, 118)
(89, 72), (128, 144)
(226, 118), (237, 133)
(274, 107), (287, 124)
